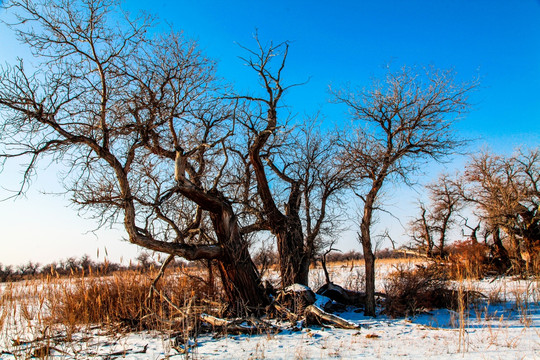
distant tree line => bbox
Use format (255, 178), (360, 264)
(0, 247), (414, 283)
(252, 247), (413, 267)
(0, 253), (188, 282)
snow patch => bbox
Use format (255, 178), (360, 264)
(313, 294), (332, 308)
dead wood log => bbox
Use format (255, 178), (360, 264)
(304, 305), (360, 330)
(200, 314), (278, 334)
(200, 313), (230, 327)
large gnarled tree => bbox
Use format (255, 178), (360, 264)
(0, 0), (268, 312)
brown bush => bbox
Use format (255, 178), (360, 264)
(383, 265), (459, 318)
(447, 240), (490, 279)
(530, 245), (540, 275)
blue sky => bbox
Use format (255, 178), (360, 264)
(129, 0), (540, 145)
(1, 0), (539, 266)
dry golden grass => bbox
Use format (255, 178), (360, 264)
(317, 257), (424, 269)
(0, 267), (225, 358)
(447, 240), (491, 279)
(49, 272), (152, 328)
(0, 268), (220, 340)
(48, 270), (220, 331)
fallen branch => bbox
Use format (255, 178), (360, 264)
(107, 344), (148, 357)
(304, 305), (360, 330)
(272, 302), (301, 322)
(200, 313), (230, 327)
(200, 314), (278, 334)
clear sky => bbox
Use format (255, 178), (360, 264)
(0, 0), (539, 267)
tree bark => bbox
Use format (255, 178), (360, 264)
(420, 208), (434, 257)
(438, 212), (452, 258)
(275, 220), (309, 287)
(360, 190), (378, 317)
(491, 227), (511, 272)
(361, 232), (376, 317)
(520, 211), (540, 271)
(208, 196), (270, 314)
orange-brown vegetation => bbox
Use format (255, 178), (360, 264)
(447, 240), (491, 279)
(47, 271), (216, 331)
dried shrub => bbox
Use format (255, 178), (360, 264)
(528, 245), (540, 276)
(383, 265), (459, 318)
(447, 240), (490, 279)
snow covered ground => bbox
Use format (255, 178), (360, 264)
(1, 261), (539, 359)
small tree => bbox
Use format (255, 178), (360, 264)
(427, 174), (463, 256)
(0, 263), (15, 282)
(334, 66), (475, 316)
(408, 204), (435, 257)
(409, 174), (463, 257)
(18, 260), (40, 277)
(78, 254), (95, 273)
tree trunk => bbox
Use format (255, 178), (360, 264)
(421, 209), (434, 258)
(248, 97), (310, 289)
(360, 192), (377, 317)
(438, 213), (451, 258)
(518, 208), (540, 271)
(276, 217), (309, 287)
(521, 234), (538, 273)
(504, 231), (525, 273)
(491, 227), (511, 272)
(358, 181), (387, 317)
(210, 203), (270, 314)
(522, 220), (540, 272)
(361, 230), (376, 317)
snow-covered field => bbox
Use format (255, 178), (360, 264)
(1, 261), (539, 359)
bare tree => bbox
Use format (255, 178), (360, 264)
(409, 174), (463, 257)
(239, 39), (350, 287)
(460, 216), (481, 244)
(18, 261), (40, 276)
(427, 174), (463, 256)
(0, 0), (268, 312)
(408, 203), (435, 257)
(0, 263), (15, 282)
(463, 149), (540, 272)
(334, 66), (475, 316)
(408, 174), (463, 258)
